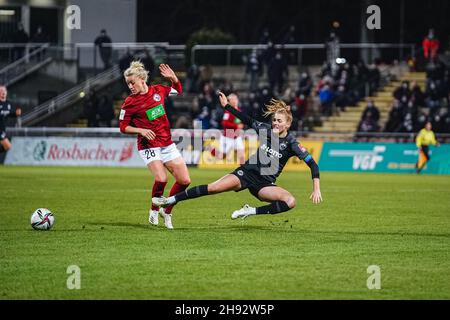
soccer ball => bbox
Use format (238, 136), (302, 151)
(31, 208), (55, 230)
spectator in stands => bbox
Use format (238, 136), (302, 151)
(11, 22), (29, 61)
(185, 64), (200, 93)
(31, 25), (49, 44)
(262, 41), (276, 74)
(0, 85), (21, 155)
(268, 50), (288, 95)
(361, 100), (380, 123)
(198, 82), (217, 114)
(94, 29), (113, 70)
(30, 26), (49, 61)
(367, 63), (381, 95)
(194, 106), (211, 129)
(297, 72), (312, 97)
(425, 81), (441, 116)
(83, 90), (98, 127)
(394, 81), (411, 101)
(325, 23), (340, 77)
(400, 112), (415, 133)
(281, 25), (297, 64)
(318, 84), (334, 116)
(258, 27), (271, 44)
(246, 49), (263, 92)
(334, 85), (349, 112)
(384, 99), (404, 132)
(415, 121), (439, 174)
(410, 81), (425, 107)
(358, 113), (379, 133)
(422, 28), (440, 61)
(198, 65), (213, 90)
(97, 93), (115, 127)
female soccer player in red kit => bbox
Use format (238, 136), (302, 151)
(119, 61), (191, 229)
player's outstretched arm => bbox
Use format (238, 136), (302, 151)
(309, 178), (322, 204)
(159, 64), (179, 83)
(218, 91), (254, 126)
(301, 153), (322, 204)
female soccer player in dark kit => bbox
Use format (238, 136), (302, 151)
(153, 91), (322, 220)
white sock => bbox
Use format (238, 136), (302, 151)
(248, 207), (256, 215)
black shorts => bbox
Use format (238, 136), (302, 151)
(231, 166), (276, 199)
(421, 146), (430, 160)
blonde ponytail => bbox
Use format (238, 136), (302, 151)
(263, 98), (293, 125)
(124, 60), (149, 82)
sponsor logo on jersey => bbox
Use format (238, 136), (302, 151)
(260, 144), (283, 158)
(146, 104), (166, 121)
(237, 170), (244, 176)
(153, 93), (161, 102)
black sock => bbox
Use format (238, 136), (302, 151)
(175, 185), (209, 202)
(0, 145), (5, 153)
(256, 201), (291, 215)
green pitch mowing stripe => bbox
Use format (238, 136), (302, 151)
(0, 166), (449, 299)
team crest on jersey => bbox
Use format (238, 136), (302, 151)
(279, 143), (287, 151)
(153, 93), (161, 102)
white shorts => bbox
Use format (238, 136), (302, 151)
(138, 143), (182, 165)
(219, 135), (245, 154)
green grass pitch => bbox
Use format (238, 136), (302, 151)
(1, 166), (449, 299)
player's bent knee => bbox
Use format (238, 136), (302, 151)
(178, 177), (191, 185)
(285, 196), (296, 209)
(154, 175), (168, 183)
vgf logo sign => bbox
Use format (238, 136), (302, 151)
(329, 145), (386, 171)
(353, 146), (385, 170)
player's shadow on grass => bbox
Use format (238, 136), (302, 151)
(85, 222), (275, 232)
(86, 222), (159, 230)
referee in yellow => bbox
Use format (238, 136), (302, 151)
(415, 121), (439, 174)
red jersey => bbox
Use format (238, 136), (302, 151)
(119, 82), (182, 150)
(221, 106), (242, 139)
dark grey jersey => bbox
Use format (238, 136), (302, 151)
(224, 105), (314, 183)
(0, 100), (18, 132)
(244, 119), (312, 182)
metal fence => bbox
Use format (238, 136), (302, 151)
(190, 43), (416, 66)
(5, 127), (450, 144)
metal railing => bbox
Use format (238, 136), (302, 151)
(0, 42), (187, 72)
(21, 65), (121, 126)
(5, 127), (450, 144)
(0, 43), (52, 85)
(191, 43), (416, 66)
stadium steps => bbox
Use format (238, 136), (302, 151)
(66, 119), (88, 128)
(315, 71), (427, 133)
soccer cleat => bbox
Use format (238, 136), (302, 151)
(159, 208), (173, 229)
(152, 196), (171, 208)
(231, 204), (256, 220)
(149, 210), (159, 226)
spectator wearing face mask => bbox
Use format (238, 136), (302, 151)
(393, 81), (411, 101)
